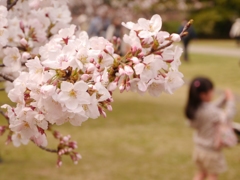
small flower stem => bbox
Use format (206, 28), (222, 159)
(31, 140), (58, 153)
(0, 72), (14, 83)
(7, 0), (19, 11)
(146, 40), (173, 56)
(37, 145), (58, 153)
(179, 19), (194, 37)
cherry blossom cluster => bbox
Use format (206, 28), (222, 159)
(2, 14), (184, 150)
(1, 24), (115, 148)
(0, 0), (188, 165)
(118, 14), (184, 95)
(0, 0), (72, 90)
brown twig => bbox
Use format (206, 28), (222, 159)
(0, 88), (5, 91)
(31, 139), (58, 153)
(180, 19), (194, 37)
(37, 145), (58, 153)
(7, 0), (19, 11)
(0, 72), (14, 82)
(7, 0), (11, 6)
(0, 64), (4, 67)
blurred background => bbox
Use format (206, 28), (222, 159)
(1, 0), (240, 180)
(68, 0), (240, 38)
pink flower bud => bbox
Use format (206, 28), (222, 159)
(105, 45), (114, 54)
(119, 84), (125, 93)
(53, 131), (61, 139)
(103, 49), (108, 54)
(63, 135), (70, 142)
(98, 54), (103, 60)
(107, 105), (112, 111)
(126, 82), (131, 91)
(22, 52), (31, 60)
(138, 52), (144, 59)
(20, 38), (28, 46)
(87, 64), (95, 72)
(124, 66), (134, 76)
(81, 74), (90, 81)
(57, 158), (62, 168)
(113, 36), (117, 43)
(90, 58), (95, 63)
(117, 38), (121, 44)
(52, 80), (59, 86)
(5, 135), (12, 145)
(131, 57), (140, 64)
(69, 141), (78, 149)
(108, 82), (117, 91)
(95, 63), (100, 69)
(98, 107), (107, 118)
(0, 126), (6, 136)
(101, 110), (107, 118)
(131, 46), (137, 54)
(76, 153), (82, 160)
(109, 97), (114, 102)
(20, 21), (25, 33)
(44, 67), (51, 71)
(119, 67), (125, 76)
(170, 33), (181, 42)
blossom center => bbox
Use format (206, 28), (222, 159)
(149, 24), (154, 32)
(82, 104), (88, 111)
(11, 54), (18, 61)
(69, 89), (77, 98)
(78, 56), (88, 64)
(146, 64), (151, 70)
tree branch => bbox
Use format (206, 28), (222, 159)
(0, 64), (4, 67)
(31, 140), (58, 153)
(0, 72), (14, 83)
(180, 19), (194, 37)
(7, 0), (19, 11)
(37, 145), (58, 153)
(0, 88), (5, 91)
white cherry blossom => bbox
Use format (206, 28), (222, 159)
(164, 71), (184, 94)
(0, 27), (8, 46)
(0, 10), (186, 158)
(57, 81), (90, 111)
(138, 14), (162, 38)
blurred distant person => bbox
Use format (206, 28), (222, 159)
(70, 4), (89, 31)
(106, 16), (123, 40)
(230, 18), (240, 46)
(106, 15), (126, 54)
(185, 77), (237, 180)
(87, 5), (110, 38)
(178, 20), (196, 61)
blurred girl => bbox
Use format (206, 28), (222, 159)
(185, 77), (235, 180)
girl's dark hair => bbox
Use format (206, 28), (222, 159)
(185, 77), (214, 120)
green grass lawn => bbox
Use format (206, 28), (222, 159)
(0, 52), (240, 180)
(192, 39), (240, 49)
